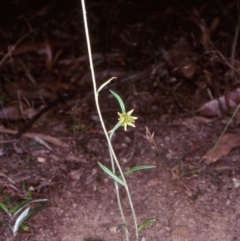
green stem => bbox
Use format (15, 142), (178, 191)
(109, 129), (128, 240)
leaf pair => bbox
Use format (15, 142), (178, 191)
(0, 198), (48, 235)
(98, 162), (155, 186)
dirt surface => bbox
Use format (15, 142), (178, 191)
(1, 117), (240, 241)
(1, 0), (240, 240)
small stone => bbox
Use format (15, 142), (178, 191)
(69, 168), (83, 180)
(166, 153), (172, 159)
(110, 225), (118, 233)
(65, 191), (72, 198)
(147, 178), (159, 187)
(72, 203), (78, 209)
(226, 199), (231, 205)
(233, 178), (240, 188)
(37, 157), (46, 163)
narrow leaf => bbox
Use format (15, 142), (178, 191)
(12, 199), (48, 218)
(3, 192), (12, 204)
(20, 223), (29, 231)
(10, 199), (31, 215)
(13, 207), (30, 235)
(109, 90), (126, 113)
(137, 218), (155, 232)
(98, 77), (116, 92)
(0, 202), (10, 216)
(0, 220), (13, 231)
(24, 203), (48, 220)
(98, 162), (125, 186)
(27, 190), (32, 199)
(108, 122), (121, 137)
(21, 180), (27, 193)
(14, 203), (48, 234)
(123, 165), (156, 175)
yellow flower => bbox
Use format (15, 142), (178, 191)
(117, 109), (138, 131)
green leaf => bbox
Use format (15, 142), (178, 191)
(10, 199), (31, 214)
(13, 203), (48, 234)
(25, 203), (48, 220)
(108, 122), (121, 136)
(20, 223), (29, 231)
(27, 190), (32, 199)
(12, 199), (48, 218)
(21, 180), (27, 193)
(3, 192), (12, 204)
(109, 90), (126, 113)
(123, 165), (156, 175)
(98, 162), (125, 186)
(0, 201), (10, 216)
(0, 220), (13, 231)
(137, 218), (155, 232)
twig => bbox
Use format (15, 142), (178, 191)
(230, 15), (240, 80)
(0, 31), (33, 66)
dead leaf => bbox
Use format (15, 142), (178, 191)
(0, 106), (20, 120)
(0, 105), (48, 121)
(4, 80), (54, 100)
(180, 64), (196, 79)
(33, 136), (52, 150)
(204, 133), (240, 164)
(11, 42), (48, 55)
(44, 40), (52, 71)
(80, 69), (126, 84)
(0, 126), (68, 147)
(165, 37), (197, 79)
(69, 168), (83, 180)
(25, 132), (68, 147)
(191, 9), (212, 51)
(198, 87), (240, 117)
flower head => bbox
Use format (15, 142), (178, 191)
(118, 109), (138, 131)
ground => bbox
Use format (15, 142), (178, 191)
(0, 0), (240, 241)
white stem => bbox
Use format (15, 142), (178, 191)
(81, 1), (138, 240)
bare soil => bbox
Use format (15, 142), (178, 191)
(1, 115), (240, 241)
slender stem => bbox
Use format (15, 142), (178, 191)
(230, 15), (240, 79)
(81, 1), (138, 239)
(109, 130), (129, 240)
